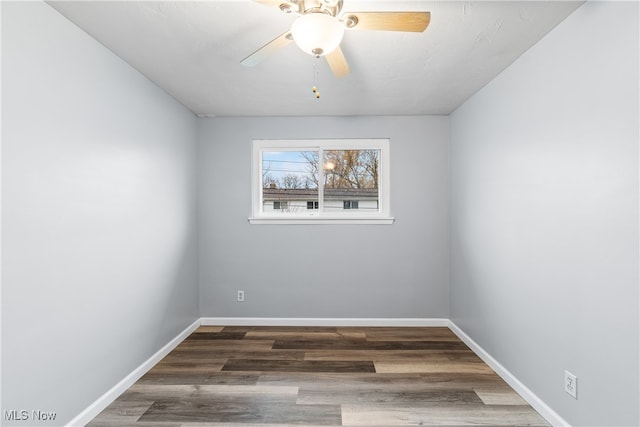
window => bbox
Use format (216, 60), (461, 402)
(273, 201), (288, 211)
(343, 200), (359, 210)
(251, 139), (393, 224)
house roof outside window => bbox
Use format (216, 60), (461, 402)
(263, 187), (378, 202)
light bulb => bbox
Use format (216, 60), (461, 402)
(291, 13), (344, 57)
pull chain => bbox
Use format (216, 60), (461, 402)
(312, 62), (320, 99)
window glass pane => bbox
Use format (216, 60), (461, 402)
(323, 149), (379, 212)
(262, 151), (318, 214)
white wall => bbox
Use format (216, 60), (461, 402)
(198, 116), (449, 319)
(1, 2), (199, 425)
(450, 2), (639, 426)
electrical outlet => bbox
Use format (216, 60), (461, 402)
(237, 290), (245, 302)
(564, 370), (577, 399)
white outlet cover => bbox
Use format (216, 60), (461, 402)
(564, 370), (577, 399)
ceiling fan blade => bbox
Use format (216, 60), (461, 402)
(241, 31), (293, 67)
(325, 46), (350, 78)
(344, 11), (431, 32)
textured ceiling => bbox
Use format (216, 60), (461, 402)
(48, 0), (583, 117)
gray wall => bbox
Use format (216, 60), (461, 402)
(198, 116), (449, 319)
(450, 2), (639, 426)
(1, 2), (199, 425)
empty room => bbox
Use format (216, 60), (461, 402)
(1, 0), (638, 426)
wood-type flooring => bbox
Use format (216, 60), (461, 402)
(88, 326), (549, 426)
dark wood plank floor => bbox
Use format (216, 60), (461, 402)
(87, 326), (549, 426)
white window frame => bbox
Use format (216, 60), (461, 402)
(250, 139), (394, 225)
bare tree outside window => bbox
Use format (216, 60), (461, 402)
(281, 174), (304, 189)
(298, 150), (379, 190)
(323, 149), (379, 189)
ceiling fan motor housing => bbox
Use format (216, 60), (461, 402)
(281, 0), (344, 17)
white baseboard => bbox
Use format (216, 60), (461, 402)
(447, 320), (570, 427)
(68, 319), (201, 427)
(200, 317), (450, 327)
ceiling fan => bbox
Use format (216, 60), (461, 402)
(241, 0), (431, 78)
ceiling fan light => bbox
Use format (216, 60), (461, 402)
(291, 13), (344, 57)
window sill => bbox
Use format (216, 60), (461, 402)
(248, 217), (395, 225)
